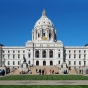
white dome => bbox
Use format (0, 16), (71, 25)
(34, 10), (54, 28)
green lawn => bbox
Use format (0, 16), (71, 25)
(0, 85), (88, 88)
(0, 75), (88, 80)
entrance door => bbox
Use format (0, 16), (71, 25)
(43, 61), (46, 66)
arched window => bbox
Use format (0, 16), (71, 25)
(35, 50), (39, 58)
(36, 61), (39, 66)
(58, 60), (60, 64)
(43, 61), (46, 66)
(28, 61), (30, 64)
(49, 50), (53, 58)
(42, 50), (46, 58)
(49, 33), (51, 38)
(50, 61), (53, 66)
(38, 33), (40, 37)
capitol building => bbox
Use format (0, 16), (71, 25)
(0, 10), (88, 68)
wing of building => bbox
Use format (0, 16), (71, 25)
(0, 10), (88, 68)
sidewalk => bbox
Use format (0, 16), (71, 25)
(0, 80), (88, 85)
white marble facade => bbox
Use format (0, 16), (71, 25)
(1, 10), (88, 67)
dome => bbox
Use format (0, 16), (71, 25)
(34, 9), (54, 28)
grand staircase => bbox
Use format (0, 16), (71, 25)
(30, 66), (59, 74)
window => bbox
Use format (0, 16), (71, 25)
(49, 33), (51, 38)
(13, 61), (15, 65)
(23, 54), (25, 58)
(42, 50), (46, 58)
(79, 61), (81, 65)
(35, 50), (39, 58)
(2, 50), (5, 53)
(84, 50), (86, 53)
(18, 50), (20, 53)
(69, 54), (71, 58)
(23, 50), (25, 53)
(28, 61), (30, 64)
(8, 61), (10, 65)
(74, 61), (76, 65)
(28, 54), (30, 58)
(8, 54), (10, 59)
(74, 54), (76, 58)
(58, 54), (60, 58)
(84, 54), (86, 58)
(74, 50), (76, 53)
(13, 50), (15, 53)
(69, 50), (71, 53)
(79, 50), (81, 53)
(13, 54), (15, 58)
(43, 33), (45, 36)
(58, 60), (60, 64)
(8, 50), (10, 53)
(49, 50), (53, 58)
(38, 33), (40, 37)
(3, 54), (5, 58)
(69, 61), (71, 65)
(18, 61), (20, 65)
(84, 61), (86, 65)
(18, 54), (20, 58)
(79, 54), (81, 58)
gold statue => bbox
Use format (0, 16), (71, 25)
(41, 36), (47, 40)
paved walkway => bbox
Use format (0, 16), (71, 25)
(0, 80), (88, 85)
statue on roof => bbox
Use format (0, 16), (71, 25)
(42, 9), (46, 16)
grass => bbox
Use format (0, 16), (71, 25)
(0, 85), (88, 88)
(0, 75), (88, 80)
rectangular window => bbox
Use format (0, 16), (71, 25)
(74, 61), (76, 65)
(43, 33), (45, 36)
(13, 61), (15, 65)
(13, 50), (15, 53)
(79, 54), (81, 58)
(8, 61), (10, 65)
(8, 50), (10, 53)
(18, 54), (20, 58)
(28, 54), (30, 58)
(69, 50), (71, 53)
(8, 54), (10, 59)
(79, 50), (81, 53)
(58, 54), (60, 58)
(13, 55), (15, 59)
(84, 54), (86, 58)
(74, 54), (76, 58)
(84, 50), (86, 53)
(84, 61), (86, 65)
(18, 61), (20, 65)
(23, 54), (25, 58)
(69, 61), (71, 65)
(69, 54), (71, 58)
(3, 54), (5, 58)
(79, 61), (81, 65)
(23, 50), (25, 53)
(2, 50), (5, 53)
(18, 50), (20, 53)
(74, 50), (76, 53)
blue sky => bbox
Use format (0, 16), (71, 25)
(0, 0), (88, 46)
